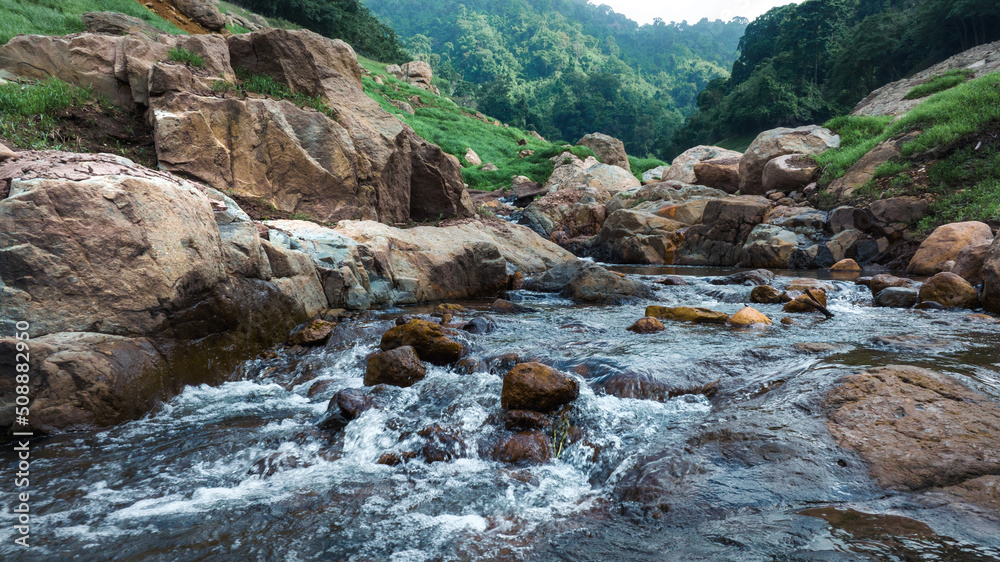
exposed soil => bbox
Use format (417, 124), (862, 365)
(137, 0), (212, 34)
(0, 102), (157, 168)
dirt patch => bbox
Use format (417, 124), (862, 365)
(135, 0), (212, 35)
(0, 101), (156, 169)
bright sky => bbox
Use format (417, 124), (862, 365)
(592, 0), (805, 25)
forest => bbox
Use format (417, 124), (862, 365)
(668, 0), (1000, 155)
(363, 0), (747, 156)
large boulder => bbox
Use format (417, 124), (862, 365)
(761, 154), (817, 193)
(645, 306), (729, 324)
(399, 60), (438, 93)
(0, 151), (317, 433)
(365, 346), (427, 387)
(577, 132), (631, 171)
(561, 264), (654, 303)
(828, 133), (920, 200)
(81, 12), (162, 37)
(501, 363), (579, 413)
(739, 126), (840, 195)
(677, 196), (773, 266)
(827, 366), (1000, 491)
(983, 232), (1000, 313)
(693, 156), (740, 193)
(951, 240), (992, 286)
(174, 0), (227, 31)
(906, 221), (994, 276)
(738, 224), (798, 269)
(663, 145), (741, 184)
(918, 272), (980, 309)
(380, 319), (466, 365)
(590, 209), (685, 264)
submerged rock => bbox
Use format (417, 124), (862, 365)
(627, 317), (666, 334)
(560, 264), (654, 303)
(287, 319), (336, 346)
(869, 273), (914, 298)
(874, 287), (918, 308)
(826, 365), (1000, 491)
(494, 431), (553, 464)
(501, 362), (579, 413)
(728, 307), (772, 326)
(365, 346), (427, 387)
(505, 410), (552, 431)
(750, 285), (784, 304)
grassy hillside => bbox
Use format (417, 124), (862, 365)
(815, 70), (1000, 230)
(0, 0), (184, 43)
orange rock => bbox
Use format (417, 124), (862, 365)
(728, 306), (773, 326)
(627, 317), (666, 333)
(830, 258), (861, 272)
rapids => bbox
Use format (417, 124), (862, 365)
(3, 267), (1000, 561)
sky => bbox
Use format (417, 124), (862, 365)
(591, 0), (804, 25)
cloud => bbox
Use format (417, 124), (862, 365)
(592, 0), (803, 24)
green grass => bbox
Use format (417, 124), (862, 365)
(168, 47), (204, 68)
(0, 78), (94, 149)
(713, 133), (757, 154)
(903, 69), (975, 100)
(917, 143), (1000, 230)
(814, 115), (895, 182)
(0, 0), (184, 44)
(628, 156), (669, 181)
(357, 55), (595, 191)
(225, 22), (252, 35)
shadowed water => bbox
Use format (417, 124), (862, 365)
(3, 267), (1000, 560)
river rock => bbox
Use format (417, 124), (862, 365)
(728, 307), (772, 326)
(869, 195), (929, 229)
(826, 365), (1000, 491)
(874, 287), (918, 308)
(505, 410), (552, 431)
(365, 346), (427, 387)
(461, 316), (496, 335)
(712, 269), (775, 286)
(175, 0), (227, 30)
(951, 240), (991, 285)
(577, 132), (631, 171)
(693, 156), (741, 193)
(0, 151), (317, 433)
(501, 363), (579, 413)
(663, 145), (741, 184)
(738, 224), (798, 268)
(561, 264), (654, 303)
(750, 285), (784, 304)
(739, 126), (840, 196)
(761, 154), (818, 193)
(494, 431), (553, 464)
(380, 319), (466, 365)
(783, 290), (828, 313)
(590, 209), (685, 264)
(907, 221), (994, 276)
(984, 232), (1000, 313)
(677, 196), (773, 266)
(628, 317), (666, 334)
(645, 306), (729, 324)
(918, 272), (980, 309)
(869, 274), (914, 297)
(490, 299), (536, 314)
(830, 258), (861, 272)
(287, 319), (336, 346)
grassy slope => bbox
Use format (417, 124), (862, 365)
(816, 70), (1000, 229)
(0, 0), (184, 43)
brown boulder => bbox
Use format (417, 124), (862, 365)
(663, 145), (741, 184)
(494, 431), (553, 464)
(728, 307), (772, 326)
(827, 365), (1000, 491)
(985, 233), (1000, 313)
(918, 272), (980, 309)
(81, 12), (162, 36)
(627, 317), (666, 334)
(590, 209), (685, 264)
(676, 196), (773, 266)
(907, 221), (994, 276)
(577, 132), (631, 171)
(951, 240), (991, 285)
(501, 363), (579, 413)
(761, 154), (817, 193)
(505, 410), (552, 431)
(869, 274), (914, 297)
(364, 346), (427, 387)
(287, 319), (336, 346)
(830, 258), (861, 272)
(380, 319), (466, 365)
(739, 126), (840, 195)
(645, 306), (729, 324)
(175, 0), (227, 30)
(783, 290), (828, 313)
(560, 264), (654, 303)
(693, 156), (740, 193)
(750, 285), (784, 304)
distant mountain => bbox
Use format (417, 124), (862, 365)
(363, 0), (747, 157)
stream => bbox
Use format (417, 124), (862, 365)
(3, 266), (1000, 561)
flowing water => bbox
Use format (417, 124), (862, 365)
(4, 267), (1000, 561)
